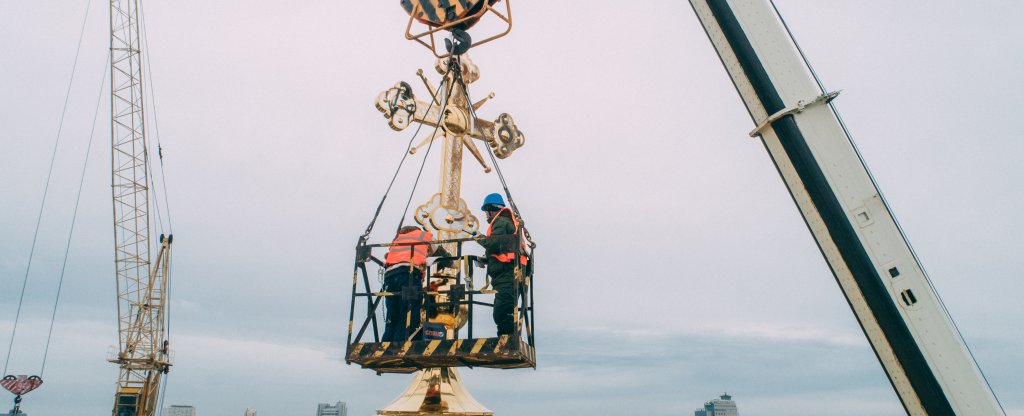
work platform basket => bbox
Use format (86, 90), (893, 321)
(345, 235), (535, 374)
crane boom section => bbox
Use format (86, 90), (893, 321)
(109, 0), (171, 415)
(688, 1), (1003, 415)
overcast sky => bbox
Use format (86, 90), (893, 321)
(1, 1), (1022, 415)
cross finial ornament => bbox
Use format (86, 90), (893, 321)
(376, 55), (526, 242)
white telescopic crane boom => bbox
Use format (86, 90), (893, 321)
(688, 1), (1003, 414)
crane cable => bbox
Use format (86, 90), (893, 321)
(139, 0), (174, 235)
(357, 57), (455, 328)
(136, 6), (176, 413)
(138, 1), (176, 396)
(39, 55), (110, 378)
(768, 2), (1004, 412)
(457, 69), (534, 246)
(394, 75), (458, 234)
(155, 372), (169, 416)
(360, 62), (456, 243)
(3, 0), (96, 378)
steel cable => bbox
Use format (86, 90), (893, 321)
(39, 55), (110, 378)
(3, 0), (95, 377)
(370, 58), (456, 328)
(138, 8), (176, 404)
(395, 77), (456, 235)
(361, 63), (455, 242)
(769, 2), (1005, 412)
(457, 73), (533, 244)
(133, 0), (164, 236)
(139, 0), (174, 234)
(155, 372), (169, 416)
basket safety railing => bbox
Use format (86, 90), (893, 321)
(346, 233), (535, 366)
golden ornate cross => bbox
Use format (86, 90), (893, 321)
(375, 55), (525, 244)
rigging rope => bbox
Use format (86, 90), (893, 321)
(39, 56), (109, 378)
(155, 372), (169, 416)
(395, 76), (457, 235)
(360, 63), (455, 243)
(147, 149), (166, 234)
(457, 70), (534, 245)
(372, 44), (459, 332)
(139, 0), (174, 234)
(360, 120), (424, 243)
(768, 2), (1004, 412)
(137, 6), (176, 401)
(165, 250), (173, 349)
(3, 0), (95, 377)
(137, 20), (165, 236)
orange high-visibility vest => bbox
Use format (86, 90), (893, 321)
(486, 207), (529, 266)
(384, 229), (433, 267)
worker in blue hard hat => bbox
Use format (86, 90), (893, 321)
(475, 193), (529, 336)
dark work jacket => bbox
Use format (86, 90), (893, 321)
(477, 211), (519, 280)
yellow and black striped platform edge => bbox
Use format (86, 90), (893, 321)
(347, 335), (535, 374)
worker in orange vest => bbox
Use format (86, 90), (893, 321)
(475, 193), (529, 336)
(382, 225), (435, 342)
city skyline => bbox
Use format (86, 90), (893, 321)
(695, 393), (739, 416)
(316, 402), (347, 416)
(163, 405), (196, 416)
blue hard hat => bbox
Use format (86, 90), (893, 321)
(481, 193), (505, 211)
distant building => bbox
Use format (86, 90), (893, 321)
(694, 393), (738, 416)
(317, 402), (347, 416)
(244, 409), (257, 416)
(164, 405), (197, 416)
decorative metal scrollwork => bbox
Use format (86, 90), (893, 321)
(488, 113), (524, 159)
(414, 193), (480, 236)
(375, 81), (417, 131)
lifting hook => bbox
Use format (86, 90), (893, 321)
(1, 375), (43, 415)
(444, 29), (472, 56)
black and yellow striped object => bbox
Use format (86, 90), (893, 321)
(347, 335), (535, 373)
(400, 0), (499, 28)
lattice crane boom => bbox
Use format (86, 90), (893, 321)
(109, 0), (172, 415)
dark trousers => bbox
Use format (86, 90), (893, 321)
(492, 275), (516, 336)
(382, 268), (423, 343)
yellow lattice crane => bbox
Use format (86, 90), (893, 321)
(108, 1), (173, 415)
